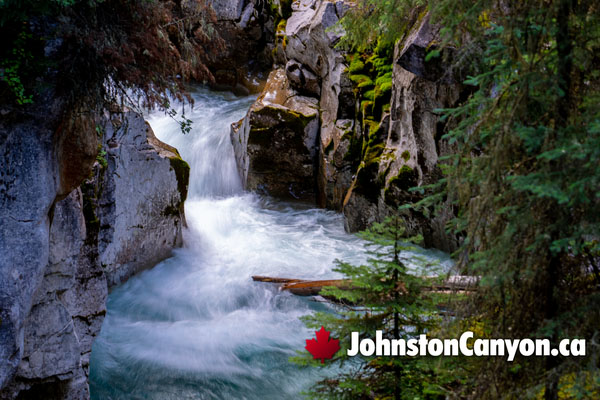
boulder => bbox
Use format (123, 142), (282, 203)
(231, 68), (320, 200)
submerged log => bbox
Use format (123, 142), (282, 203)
(251, 275), (479, 296)
(282, 280), (350, 296)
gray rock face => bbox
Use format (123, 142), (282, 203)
(208, 0), (246, 21)
(230, 0), (350, 204)
(343, 15), (462, 251)
(1, 190), (105, 399)
(95, 112), (188, 287)
(0, 105), (189, 399)
(0, 105), (60, 392)
(231, 69), (320, 200)
(207, 0), (276, 94)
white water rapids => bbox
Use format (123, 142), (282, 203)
(89, 87), (452, 399)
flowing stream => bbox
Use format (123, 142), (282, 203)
(89, 87), (452, 399)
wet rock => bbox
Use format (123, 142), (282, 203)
(96, 112), (189, 287)
(0, 103), (189, 399)
(231, 69), (320, 201)
(285, 60), (320, 97)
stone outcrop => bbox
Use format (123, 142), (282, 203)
(230, 1), (461, 251)
(231, 68), (319, 200)
(231, 0), (348, 202)
(93, 112), (189, 287)
(343, 14), (462, 251)
(207, 0), (280, 94)
(0, 103), (189, 399)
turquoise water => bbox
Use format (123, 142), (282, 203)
(89, 88), (452, 399)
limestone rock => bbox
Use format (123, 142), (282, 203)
(0, 102), (63, 391)
(285, 60), (320, 97)
(282, 0), (353, 208)
(96, 112), (189, 287)
(231, 68), (320, 200)
(0, 103), (189, 399)
(341, 14), (462, 251)
(208, 0), (245, 21)
(207, 0), (274, 93)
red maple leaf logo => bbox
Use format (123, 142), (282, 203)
(305, 326), (340, 363)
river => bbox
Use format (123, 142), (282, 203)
(89, 88), (452, 399)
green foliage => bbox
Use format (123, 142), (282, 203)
(334, 0), (600, 398)
(96, 146), (107, 169)
(0, 0), (223, 119)
(0, 27), (34, 104)
(338, 0), (425, 52)
(293, 217), (449, 399)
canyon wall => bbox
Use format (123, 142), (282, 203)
(0, 104), (189, 399)
(231, 0), (462, 252)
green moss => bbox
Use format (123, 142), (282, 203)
(276, 19), (287, 35)
(388, 165), (418, 191)
(375, 72), (392, 87)
(401, 150), (411, 161)
(169, 156), (190, 203)
(96, 144), (107, 168)
(349, 74), (373, 87)
(361, 100), (373, 115)
(348, 58), (365, 74)
(282, 35), (288, 50)
(269, 0), (292, 19)
(363, 89), (376, 101)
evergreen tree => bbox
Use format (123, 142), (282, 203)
(337, 1), (600, 398)
(293, 217), (450, 399)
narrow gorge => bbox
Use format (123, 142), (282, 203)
(6, 0), (584, 399)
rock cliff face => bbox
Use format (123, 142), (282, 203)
(343, 15), (462, 252)
(230, 1), (461, 251)
(207, 0), (280, 94)
(93, 112), (189, 287)
(0, 105), (189, 399)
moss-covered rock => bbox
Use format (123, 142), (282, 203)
(168, 156), (190, 205)
(230, 69), (320, 201)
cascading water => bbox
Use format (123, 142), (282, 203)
(89, 87), (453, 399)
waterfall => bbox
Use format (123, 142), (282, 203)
(89, 87), (452, 399)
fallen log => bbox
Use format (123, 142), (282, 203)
(251, 276), (304, 284)
(282, 280), (350, 296)
(252, 275), (479, 297)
